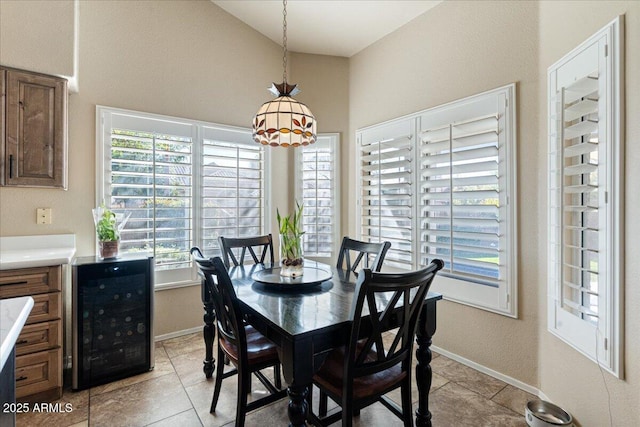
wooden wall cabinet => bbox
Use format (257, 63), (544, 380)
(0, 66), (68, 188)
(0, 266), (63, 402)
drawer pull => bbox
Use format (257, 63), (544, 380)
(16, 376), (28, 382)
(16, 339), (28, 345)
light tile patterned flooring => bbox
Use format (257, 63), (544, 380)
(16, 333), (534, 426)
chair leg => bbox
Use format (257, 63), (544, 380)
(306, 384), (313, 415)
(210, 347), (226, 413)
(319, 390), (328, 417)
(236, 369), (249, 427)
(401, 380), (414, 427)
(342, 395), (353, 427)
(274, 363), (282, 389)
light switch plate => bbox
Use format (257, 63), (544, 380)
(37, 208), (52, 225)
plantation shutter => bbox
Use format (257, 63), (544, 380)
(297, 135), (338, 258)
(420, 110), (504, 286)
(106, 114), (194, 270)
(547, 17), (623, 376)
(201, 126), (265, 254)
(553, 72), (601, 323)
(356, 85), (516, 315)
(359, 120), (414, 270)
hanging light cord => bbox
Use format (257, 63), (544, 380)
(282, 0), (288, 85)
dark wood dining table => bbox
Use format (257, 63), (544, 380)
(200, 261), (442, 427)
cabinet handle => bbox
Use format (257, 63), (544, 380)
(16, 376), (28, 382)
(9, 154), (14, 178)
(16, 339), (28, 345)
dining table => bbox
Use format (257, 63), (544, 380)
(199, 261), (442, 427)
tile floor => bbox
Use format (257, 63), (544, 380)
(16, 333), (535, 426)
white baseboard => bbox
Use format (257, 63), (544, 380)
(431, 345), (544, 398)
(155, 326), (201, 342)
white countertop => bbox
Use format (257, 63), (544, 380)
(0, 234), (76, 270)
(0, 296), (34, 370)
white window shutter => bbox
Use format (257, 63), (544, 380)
(97, 107), (269, 287)
(107, 115), (194, 271)
(296, 134), (339, 259)
(547, 16), (624, 377)
(358, 120), (414, 270)
(201, 126), (265, 254)
(419, 85), (516, 316)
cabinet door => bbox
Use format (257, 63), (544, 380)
(4, 68), (67, 188)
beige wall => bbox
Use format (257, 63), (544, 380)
(290, 52), (349, 232)
(0, 0), (75, 77)
(0, 0), (344, 336)
(348, 0), (639, 425)
(349, 0), (541, 387)
(538, 2), (640, 426)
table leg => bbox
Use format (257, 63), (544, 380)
(279, 338), (313, 427)
(287, 384), (309, 427)
(415, 300), (438, 427)
(201, 280), (215, 378)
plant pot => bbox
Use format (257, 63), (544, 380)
(279, 233), (304, 277)
(99, 240), (119, 259)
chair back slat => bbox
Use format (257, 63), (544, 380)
(336, 237), (391, 273)
(346, 260), (443, 381)
(219, 234), (274, 268)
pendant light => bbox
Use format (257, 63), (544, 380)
(252, 0), (317, 147)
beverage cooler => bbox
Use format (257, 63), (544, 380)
(72, 255), (154, 390)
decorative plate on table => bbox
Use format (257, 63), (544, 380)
(250, 266), (332, 291)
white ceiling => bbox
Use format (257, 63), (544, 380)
(212, 0), (442, 58)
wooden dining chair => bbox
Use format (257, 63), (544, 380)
(336, 236), (391, 273)
(191, 248), (286, 426)
(218, 234), (275, 268)
(309, 259), (444, 427)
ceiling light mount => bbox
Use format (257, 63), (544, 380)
(252, 0), (317, 147)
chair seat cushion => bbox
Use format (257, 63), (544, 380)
(313, 345), (406, 401)
(220, 325), (280, 366)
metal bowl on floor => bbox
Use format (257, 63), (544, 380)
(525, 400), (573, 427)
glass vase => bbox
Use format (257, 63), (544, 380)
(279, 233), (304, 277)
(99, 240), (119, 259)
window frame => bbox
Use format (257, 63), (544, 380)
(294, 133), (340, 264)
(355, 84), (517, 317)
(96, 106), (271, 289)
(546, 16), (624, 378)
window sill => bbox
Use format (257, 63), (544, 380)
(154, 279), (201, 291)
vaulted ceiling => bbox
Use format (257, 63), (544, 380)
(212, 0), (442, 57)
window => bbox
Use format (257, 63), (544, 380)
(356, 84), (517, 316)
(547, 17), (623, 377)
(358, 120), (415, 270)
(295, 134), (340, 261)
(420, 85), (517, 316)
(97, 107), (270, 287)
(201, 126), (266, 252)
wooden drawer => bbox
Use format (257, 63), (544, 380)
(15, 348), (62, 399)
(25, 292), (61, 324)
(15, 320), (61, 356)
(0, 266), (61, 298)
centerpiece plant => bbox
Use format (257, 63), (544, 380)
(277, 201), (305, 277)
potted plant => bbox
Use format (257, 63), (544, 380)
(277, 201), (305, 277)
(92, 204), (130, 259)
